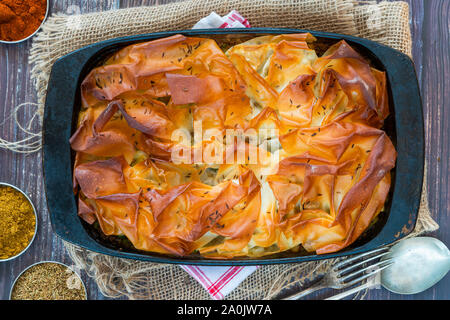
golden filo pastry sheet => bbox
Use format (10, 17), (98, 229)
(227, 34), (389, 129)
(71, 34), (396, 258)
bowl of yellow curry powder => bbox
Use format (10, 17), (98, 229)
(0, 183), (37, 261)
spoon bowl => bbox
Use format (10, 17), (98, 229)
(381, 237), (450, 294)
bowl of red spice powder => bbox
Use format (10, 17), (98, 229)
(0, 0), (48, 44)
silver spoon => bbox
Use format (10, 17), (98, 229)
(326, 237), (450, 299)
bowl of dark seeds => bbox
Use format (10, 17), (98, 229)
(10, 261), (87, 300)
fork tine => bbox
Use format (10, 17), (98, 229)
(333, 246), (389, 271)
(339, 259), (394, 286)
(336, 251), (391, 276)
(342, 261), (393, 287)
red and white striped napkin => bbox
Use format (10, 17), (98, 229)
(179, 11), (256, 300)
(192, 10), (251, 29)
(180, 265), (258, 300)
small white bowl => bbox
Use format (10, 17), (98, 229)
(0, 0), (49, 44)
(0, 182), (38, 262)
(9, 261), (88, 300)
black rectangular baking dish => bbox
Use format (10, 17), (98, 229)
(42, 28), (424, 266)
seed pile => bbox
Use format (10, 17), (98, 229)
(10, 262), (87, 300)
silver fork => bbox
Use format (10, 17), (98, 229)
(282, 247), (393, 300)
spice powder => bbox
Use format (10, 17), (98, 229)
(11, 262), (87, 300)
(0, 0), (47, 41)
(0, 185), (36, 260)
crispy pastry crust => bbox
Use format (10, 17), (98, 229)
(71, 34), (396, 258)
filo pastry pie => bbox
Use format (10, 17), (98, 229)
(70, 34), (396, 258)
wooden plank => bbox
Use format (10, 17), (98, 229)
(0, 0), (122, 301)
(417, 0), (449, 300)
(364, 0), (450, 300)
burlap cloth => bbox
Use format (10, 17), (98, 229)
(25, 0), (438, 300)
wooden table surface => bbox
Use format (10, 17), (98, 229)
(0, 0), (448, 300)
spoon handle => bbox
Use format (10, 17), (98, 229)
(325, 281), (378, 300)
